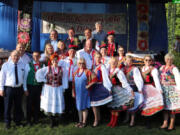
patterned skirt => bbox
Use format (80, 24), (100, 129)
(128, 92), (144, 113)
(89, 83), (112, 107)
(107, 86), (134, 111)
(162, 85), (180, 114)
(141, 84), (164, 116)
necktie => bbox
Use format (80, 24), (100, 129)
(15, 64), (19, 85)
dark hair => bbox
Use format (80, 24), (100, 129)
(84, 28), (92, 33)
(69, 27), (75, 33)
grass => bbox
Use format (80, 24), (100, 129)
(0, 113), (180, 135)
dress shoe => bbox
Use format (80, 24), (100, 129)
(5, 124), (11, 130)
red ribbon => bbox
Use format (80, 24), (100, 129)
(68, 59), (73, 78)
(107, 43), (115, 56)
(69, 44), (78, 49)
(107, 30), (115, 35)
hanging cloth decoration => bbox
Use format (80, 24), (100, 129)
(136, 0), (149, 51)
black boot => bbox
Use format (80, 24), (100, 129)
(50, 116), (55, 128)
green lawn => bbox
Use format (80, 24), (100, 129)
(0, 116), (179, 135)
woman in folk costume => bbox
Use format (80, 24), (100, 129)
(100, 43), (110, 69)
(106, 31), (118, 57)
(36, 53), (68, 127)
(40, 43), (54, 65)
(107, 57), (134, 128)
(141, 55), (164, 129)
(117, 46), (126, 69)
(159, 53), (180, 131)
(123, 55), (144, 127)
(90, 52), (113, 127)
(72, 58), (97, 128)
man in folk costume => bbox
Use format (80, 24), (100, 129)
(100, 43), (110, 69)
(0, 50), (28, 129)
(64, 27), (81, 50)
(105, 30), (118, 57)
(24, 51), (44, 125)
(77, 39), (96, 70)
(123, 55), (144, 127)
(62, 44), (78, 122)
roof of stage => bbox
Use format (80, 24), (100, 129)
(33, 0), (171, 3)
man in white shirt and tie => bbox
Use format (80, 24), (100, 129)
(0, 50), (28, 129)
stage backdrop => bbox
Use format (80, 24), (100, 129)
(32, 1), (168, 53)
(32, 2), (128, 51)
(0, 0), (18, 50)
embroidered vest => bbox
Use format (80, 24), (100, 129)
(124, 66), (135, 85)
(160, 65), (176, 86)
(27, 62), (43, 85)
(46, 66), (63, 87)
(141, 67), (154, 85)
(109, 69), (122, 86)
(118, 57), (125, 69)
(94, 65), (103, 83)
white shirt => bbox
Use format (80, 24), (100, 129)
(51, 40), (58, 52)
(63, 57), (78, 82)
(76, 48), (96, 70)
(0, 60), (26, 91)
(93, 64), (112, 91)
(109, 68), (133, 92)
(142, 66), (162, 92)
(132, 67), (144, 92)
(35, 66), (68, 90)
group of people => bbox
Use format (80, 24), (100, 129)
(0, 21), (179, 132)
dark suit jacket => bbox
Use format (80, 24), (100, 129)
(64, 36), (81, 50)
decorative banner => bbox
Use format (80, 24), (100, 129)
(136, 0), (149, 51)
(18, 11), (32, 51)
(41, 13), (126, 34)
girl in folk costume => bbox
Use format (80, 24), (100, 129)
(159, 53), (180, 131)
(117, 46), (126, 69)
(63, 45), (78, 122)
(141, 55), (164, 129)
(40, 43), (54, 65)
(100, 43), (110, 69)
(106, 31), (118, 57)
(36, 53), (68, 127)
(56, 40), (68, 60)
(107, 57), (134, 128)
(90, 52), (113, 127)
(123, 55), (144, 127)
(72, 58), (97, 128)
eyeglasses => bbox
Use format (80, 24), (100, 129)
(79, 63), (85, 65)
(145, 59), (152, 62)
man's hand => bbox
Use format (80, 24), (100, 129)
(0, 90), (4, 97)
(24, 91), (29, 96)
